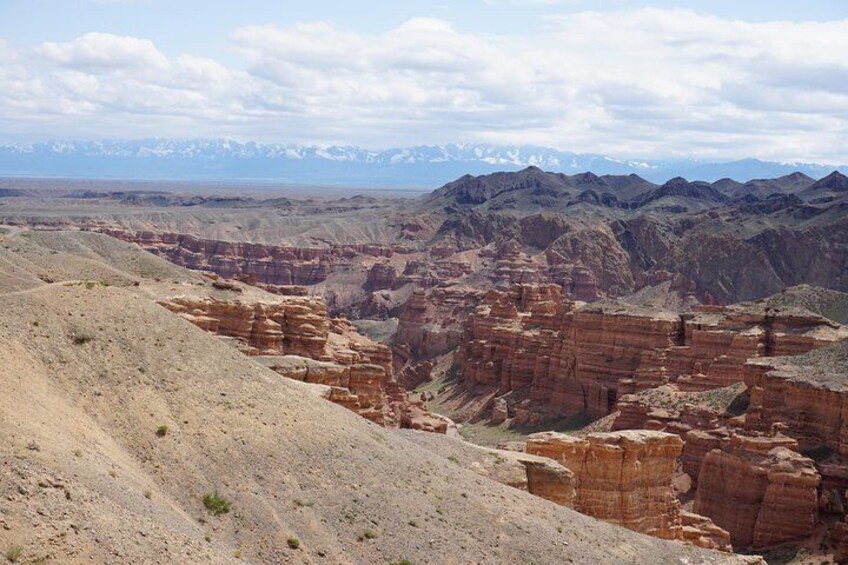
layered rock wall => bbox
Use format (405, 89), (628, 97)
(526, 430), (731, 551)
(101, 229), (402, 286)
(458, 284), (847, 422)
(693, 433), (820, 549)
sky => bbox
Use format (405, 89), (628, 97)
(1, 0), (848, 162)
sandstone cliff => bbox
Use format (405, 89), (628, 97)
(458, 284), (847, 424)
(693, 433), (820, 549)
(526, 430), (731, 551)
(100, 229), (402, 286)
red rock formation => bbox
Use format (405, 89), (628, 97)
(693, 433), (821, 550)
(99, 229), (404, 287)
(458, 284), (847, 424)
(522, 459), (577, 507)
(159, 292), (445, 431)
(741, 342), (848, 503)
(526, 430), (731, 551)
(161, 295), (333, 360)
(460, 285), (682, 420)
(744, 352), (848, 458)
(364, 262), (397, 291)
(395, 286), (483, 360)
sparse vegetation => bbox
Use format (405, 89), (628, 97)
(287, 536), (300, 549)
(73, 333), (94, 345)
(143, 489), (152, 499)
(109, 469), (118, 478)
(202, 491), (231, 516)
(5, 544), (23, 563)
(447, 455), (459, 464)
(389, 561), (414, 565)
(204, 532), (212, 543)
(73, 448), (83, 457)
(362, 528), (378, 540)
(293, 498), (314, 508)
(155, 425), (169, 437)
(26, 440), (40, 451)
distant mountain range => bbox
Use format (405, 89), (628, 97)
(0, 139), (845, 187)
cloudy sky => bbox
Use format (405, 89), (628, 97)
(1, 0), (848, 162)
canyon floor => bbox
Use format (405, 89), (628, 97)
(2, 168), (848, 564)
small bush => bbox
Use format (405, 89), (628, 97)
(204, 532), (212, 543)
(362, 528), (377, 540)
(203, 492), (231, 516)
(109, 470), (118, 478)
(72, 333), (94, 345)
(5, 544), (23, 563)
(293, 498), (314, 508)
(287, 537), (300, 550)
(155, 425), (169, 437)
(143, 489), (152, 499)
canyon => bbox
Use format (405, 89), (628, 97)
(4, 166), (848, 563)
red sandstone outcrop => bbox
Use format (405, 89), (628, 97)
(99, 229), (404, 286)
(159, 292), (445, 431)
(395, 286), (483, 360)
(160, 294), (335, 360)
(522, 458), (577, 507)
(458, 284), (848, 424)
(693, 433), (821, 550)
(526, 430), (731, 551)
(364, 262), (397, 291)
(744, 346), (848, 458)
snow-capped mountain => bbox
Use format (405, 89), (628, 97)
(0, 139), (843, 187)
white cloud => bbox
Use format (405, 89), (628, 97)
(41, 32), (169, 70)
(2, 10), (848, 163)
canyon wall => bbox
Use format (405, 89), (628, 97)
(693, 433), (820, 549)
(458, 284), (847, 423)
(101, 229), (403, 286)
(526, 430), (731, 551)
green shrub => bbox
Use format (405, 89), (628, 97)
(202, 492), (231, 516)
(287, 537), (300, 549)
(5, 544), (23, 563)
(155, 425), (169, 437)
